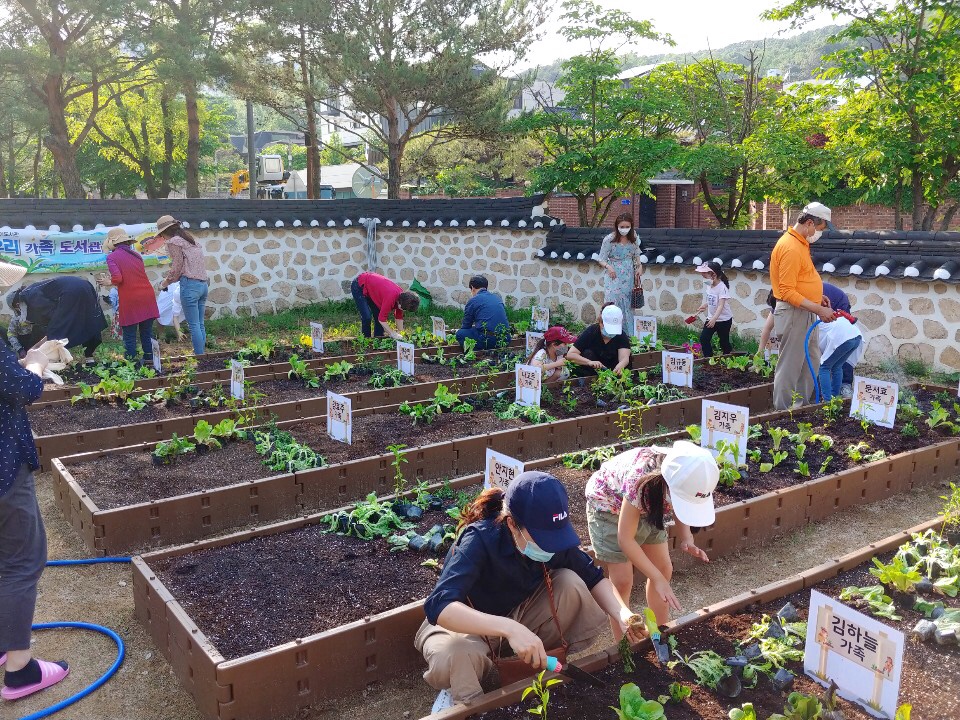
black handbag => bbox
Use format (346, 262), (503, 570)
(631, 286), (645, 309)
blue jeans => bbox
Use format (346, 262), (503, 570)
(179, 277), (208, 355)
(818, 337), (861, 400)
(122, 319), (154, 364)
(351, 278), (385, 338)
(455, 328), (503, 351)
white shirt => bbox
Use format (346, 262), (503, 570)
(704, 282), (733, 322)
(818, 317), (864, 367)
(532, 348), (570, 380)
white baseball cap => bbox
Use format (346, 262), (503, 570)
(650, 440), (719, 527)
(600, 305), (624, 335)
(801, 202), (832, 222)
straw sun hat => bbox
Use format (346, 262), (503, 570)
(0, 261), (27, 289)
(103, 227), (133, 253)
(156, 215), (180, 234)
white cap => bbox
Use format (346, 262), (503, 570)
(600, 305), (624, 335)
(650, 440), (719, 527)
(801, 202), (832, 222)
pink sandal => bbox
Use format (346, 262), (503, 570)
(0, 654), (5, 667)
(1, 659), (70, 700)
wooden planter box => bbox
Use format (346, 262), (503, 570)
(54, 382), (773, 555)
(130, 400), (959, 720)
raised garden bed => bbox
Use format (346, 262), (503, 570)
(428, 517), (959, 720)
(54, 369), (774, 553)
(130, 394), (960, 720)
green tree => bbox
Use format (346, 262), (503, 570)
(510, 0), (679, 226)
(764, 0), (960, 230)
(318, 134), (365, 167)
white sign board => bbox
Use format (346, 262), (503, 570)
(515, 363), (543, 407)
(485, 449), (525, 490)
(431, 316), (447, 339)
(850, 376), (899, 428)
(701, 400), (750, 463)
(326, 391), (353, 445)
(310, 322), (325, 353)
(805, 589), (904, 719)
(397, 341), (416, 376)
(531, 305), (549, 332)
(230, 360), (245, 401)
(633, 316), (658, 344)
(151, 339), (162, 374)
(662, 351), (694, 388)
(525, 331), (544, 355)
(764, 336), (780, 361)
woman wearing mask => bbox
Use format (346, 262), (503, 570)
(527, 326), (576, 383)
(586, 441), (719, 629)
(417, 472), (643, 712)
(155, 216), (208, 356)
(694, 261), (733, 358)
(566, 304), (631, 376)
(596, 214), (643, 337)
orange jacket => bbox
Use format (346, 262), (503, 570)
(770, 227), (823, 307)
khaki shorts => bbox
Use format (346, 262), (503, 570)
(586, 504), (667, 564)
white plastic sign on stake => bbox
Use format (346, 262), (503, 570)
(525, 331), (544, 355)
(850, 376), (899, 429)
(431, 316), (446, 339)
(701, 400), (750, 463)
(310, 322), (324, 353)
(397, 341), (416, 376)
(531, 305), (549, 332)
(662, 351), (694, 388)
(764, 336), (780, 361)
(633, 316), (658, 344)
(151, 339), (162, 374)
(230, 360), (245, 401)
(485, 448), (525, 490)
(515, 363), (542, 407)
(326, 391), (353, 445)
(804, 589), (904, 719)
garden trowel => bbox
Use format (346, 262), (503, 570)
(643, 608), (671, 665)
(545, 657), (606, 688)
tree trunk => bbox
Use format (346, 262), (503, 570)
(939, 202), (959, 230)
(577, 195), (588, 226)
(159, 91), (174, 198)
(43, 94), (84, 197)
(184, 80), (201, 198)
(299, 26), (321, 200)
(386, 108), (402, 199)
(0, 136), (7, 198)
(33, 135), (42, 198)
(6, 125), (14, 197)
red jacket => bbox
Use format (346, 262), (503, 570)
(107, 245), (160, 326)
(357, 272), (404, 323)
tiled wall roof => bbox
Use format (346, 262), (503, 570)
(540, 227), (960, 283)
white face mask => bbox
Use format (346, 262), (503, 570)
(617, 227), (631, 236)
(809, 230), (823, 243)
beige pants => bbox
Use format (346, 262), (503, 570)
(414, 569), (608, 703)
(772, 301), (820, 411)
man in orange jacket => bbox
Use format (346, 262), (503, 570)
(769, 202), (837, 410)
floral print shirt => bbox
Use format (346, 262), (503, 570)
(585, 447), (668, 514)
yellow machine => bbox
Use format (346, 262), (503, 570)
(229, 154), (287, 199)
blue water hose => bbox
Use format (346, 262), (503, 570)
(804, 319), (823, 404)
(14, 557), (132, 720)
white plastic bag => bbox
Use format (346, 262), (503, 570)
(157, 281), (182, 327)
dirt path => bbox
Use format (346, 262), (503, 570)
(21, 469), (952, 720)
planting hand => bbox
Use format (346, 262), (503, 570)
(606, 266), (616, 279)
(505, 621), (547, 670)
(19, 349), (48, 376)
(652, 577), (682, 613)
(618, 608), (647, 644)
(679, 539), (709, 562)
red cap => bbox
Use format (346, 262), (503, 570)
(544, 326), (577, 344)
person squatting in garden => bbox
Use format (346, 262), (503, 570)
(694, 261), (734, 358)
(821, 282), (856, 397)
(596, 213), (644, 337)
(456, 275), (510, 350)
(350, 271), (420, 340)
(155, 215), (209, 356)
(565, 304), (631, 375)
(527, 325), (577, 383)
(0, 261), (70, 701)
(417, 472), (645, 712)
(769, 202), (837, 411)
(98, 227), (160, 368)
(585, 440), (719, 629)
(5, 275), (107, 362)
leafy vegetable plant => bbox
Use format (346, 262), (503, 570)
(610, 683), (666, 720)
(839, 585), (901, 620)
(522, 671), (560, 719)
(769, 692), (824, 720)
(287, 354), (320, 388)
(561, 445), (616, 470)
(323, 360), (354, 382)
(192, 420), (222, 451)
(658, 682), (691, 705)
(870, 556), (922, 592)
(668, 649), (731, 689)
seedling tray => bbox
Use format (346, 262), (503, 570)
(54, 380), (774, 554)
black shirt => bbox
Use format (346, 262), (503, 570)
(573, 324), (631, 370)
(423, 519), (604, 625)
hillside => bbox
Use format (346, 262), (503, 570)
(532, 24), (851, 84)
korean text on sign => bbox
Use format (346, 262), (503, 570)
(310, 322), (324, 353)
(850, 376), (899, 428)
(661, 351), (693, 388)
(485, 449), (524, 490)
(230, 361), (245, 401)
(515, 363), (542, 407)
(397, 341), (416, 375)
(326, 391), (353, 445)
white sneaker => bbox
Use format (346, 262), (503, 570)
(840, 384), (853, 398)
(431, 688), (456, 714)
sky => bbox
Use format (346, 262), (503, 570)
(521, 0), (841, 68)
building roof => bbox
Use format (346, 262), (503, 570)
(0, 195), (553, 231)
(539, 226), (960, 283)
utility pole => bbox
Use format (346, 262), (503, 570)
(246, 100), (256, 200)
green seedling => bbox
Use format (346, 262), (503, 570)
(747, 449), (762, 464)
(668, 649), (731, 690)
(819, 395), (845, 424)
(658, 682), (691, 705)
(323, 360), (354, 382)
(818, 456), (833, 475)
(728, 704), (758, 720)
(901, 422), (920, 438)
(211, 418), (245, 441)
(125, 395), (149, 411)
(369, 367), (409, 388)
(236, 338), (276, 362)
(387, 444), (408, 497)
(768, 426), (790, 451)
(522, 671), (561, 719)
(794, 443), (806, 461)
(611, 683), (666, 720)
(495, 402), (556, 424)
(152, 433), (196, 464)
(192, 420), (222, 451)
(561, 445), (616, 471)
(795, 461), (810, 478)
(685, 424), (702, 443)
(287, 354), (321, 388)
(618, 635), (636, 673)
(845, 442), (871, 462)
(770, 692), (824, 720)
(870, 556), (922, 592)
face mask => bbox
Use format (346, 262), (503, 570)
(555, 344), (568, 356)
(703, 278), (713, 285)
(809, 229), (823, 243)
(617, 227), (631, 236)
(520, 537), (555, 562)
(601, 327), (616, 339)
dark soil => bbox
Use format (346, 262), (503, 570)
(475, 548), (960, 720)
(152, 503), (456, 660)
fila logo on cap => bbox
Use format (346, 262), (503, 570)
(695, 491), (713, 499)
(552, 511), (568, 523)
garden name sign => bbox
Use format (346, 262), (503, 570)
(850, 377), (899, 429)
(515, 363), (542, 407)
(484, 449), (524, 491)
(326, 391), (352, 445)
(310, 322), (324, 353)
(634, 316), (657, 344)
(151, 339), (162, 374)
(525, 331), (544, 355)
(700, 400), (750, 462)
(230, 360), (244, 401)
(531, 305), (549, 332)
(397, 341), (416, 376)
(804, 589), (904, 719)
(662, 351), (694, 388)
(431, 316), (446, 339)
